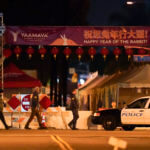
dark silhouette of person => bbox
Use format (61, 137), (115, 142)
(25, 87), (46, 129)
(0, 89), (10, 130)
(68, 96), (79, 130)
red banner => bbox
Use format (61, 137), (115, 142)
(4, 26), (150, 46)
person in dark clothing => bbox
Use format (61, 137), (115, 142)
(68, 96), (79, 130)
(0, 89), (10, 130)
(25, 87), (46, 129)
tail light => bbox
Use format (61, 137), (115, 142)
(94, 112), (100, 117)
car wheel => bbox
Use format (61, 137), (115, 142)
(122, 125), (135, 131)
(102, 115), (117, 130)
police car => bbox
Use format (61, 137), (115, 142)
(92, 96), (150, 130)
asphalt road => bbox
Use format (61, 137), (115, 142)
(0, 128), (150, 150)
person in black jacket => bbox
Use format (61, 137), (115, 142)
(68, 95), (79, 130)
(0, 89), (10, 130)
(25, 87), (46, 129)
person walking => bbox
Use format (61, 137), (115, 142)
(25, 87), (46, 129)
(0, 89), (10, 130)
(68, 95), (79, 130)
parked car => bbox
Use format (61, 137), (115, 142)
(92, 96), (150, 130)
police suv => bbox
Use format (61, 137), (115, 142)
(92, 96), (150, 130)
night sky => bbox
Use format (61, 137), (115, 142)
(0, 0), (89, 26)
(0, 0), (149, 26)
(87, 0), (123, 25)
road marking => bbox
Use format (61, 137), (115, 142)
(55, 135), (73, 150)
(51, 135), (73, 150)
(108, 136), (127, 150)
(51, 135), (66, 150)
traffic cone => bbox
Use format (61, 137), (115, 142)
(41, 112), (47, 127)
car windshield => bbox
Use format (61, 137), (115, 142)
(127, 98), (149, 109)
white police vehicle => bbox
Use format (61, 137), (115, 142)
(92, 96), (150, 130)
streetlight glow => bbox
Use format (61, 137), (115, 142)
(126, 1), (135, 5)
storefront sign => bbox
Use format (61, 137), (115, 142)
(133, 55), (150, 62)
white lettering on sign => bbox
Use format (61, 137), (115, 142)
(122, 112), (143, 117)
(21, 94), (31, 112)
(22, 102), (30, 105)
(21, 33), (49, 38)
(84, 39), (98, 44)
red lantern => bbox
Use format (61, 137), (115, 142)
(51, 47), (59, 59)
(113, 47), (121, 61)
(76, 47), (84, 60)
(14, 46), (22, 59)
(100, 47), (109, 60)
(88, 47), (96, 59)
(63, 47), (71, 59)
(26, 46), (34, 59)
(125, 48), (133, 60)
(39, 47), (47, 59)
(3, 48), (12, 58)
(138, 48), (146, 55)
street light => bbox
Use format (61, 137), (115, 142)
(126, 0), (149, 5)
(126, 0), (135, 5)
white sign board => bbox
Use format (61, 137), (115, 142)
(21, 94), (31, 112)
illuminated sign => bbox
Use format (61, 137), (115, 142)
(133, 55), (150, 62)
(5, 26), (150, 46)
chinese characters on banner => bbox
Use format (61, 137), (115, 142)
(83, 29), (148, 46)
(5, 26), (150, 46)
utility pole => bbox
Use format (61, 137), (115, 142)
(0, 13), (5, 91)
